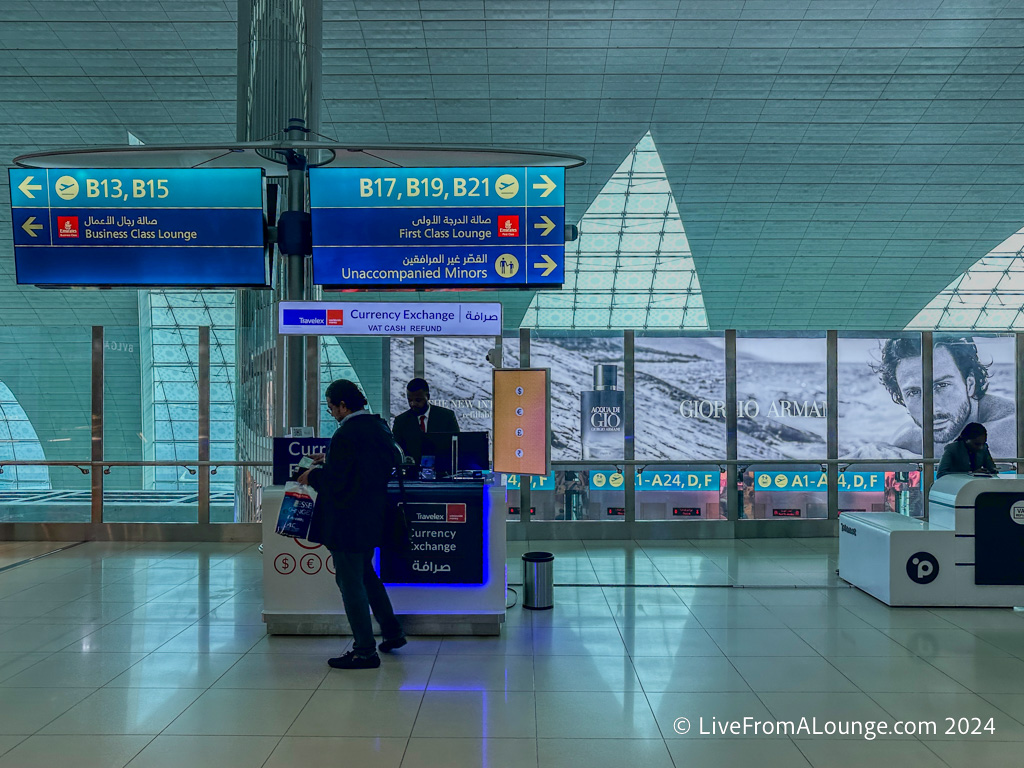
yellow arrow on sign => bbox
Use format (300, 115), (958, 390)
(531, 174), (556, 197)
(21, 216), (43, 237)
(533, 253), (557, 277)
(533, 215), (556, 236)
(18, 176), (42, 199)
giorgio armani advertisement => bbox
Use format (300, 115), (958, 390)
(840, 335), (1015, 460)
(388, 333), (1015, 466)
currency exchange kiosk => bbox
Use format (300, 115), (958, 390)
(261, 438), (507, 635)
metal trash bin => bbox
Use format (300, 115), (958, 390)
(522, 551), (554, 610)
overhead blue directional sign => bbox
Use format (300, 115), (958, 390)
(309, 166), (565, 288)
(9, 168), (268, 286)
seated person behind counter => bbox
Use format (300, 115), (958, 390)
(937, 422), (999, 478)
(392, 377), (460, 464)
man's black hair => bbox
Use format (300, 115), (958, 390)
(406, 377), (429, 394)
(874, 336), (990, 406)
(958, 422), (987, 442)
(325, 379), (367, 410)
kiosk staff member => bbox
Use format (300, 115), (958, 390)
(392, 377), (460, 462)
(937, 422), (999, 478)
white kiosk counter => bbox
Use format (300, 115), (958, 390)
(840, 474), (1024, 607)
(261, 479), (507, 635)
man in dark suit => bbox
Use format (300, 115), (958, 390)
(298, 379), (406, 669)
(937, 422), (999, 478)
(391, 377), (460, 463)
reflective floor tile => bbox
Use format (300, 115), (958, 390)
(0, 653), (51, 683)
(665, 738), (811, 768)
(164, 688), (312, 735)
(0, 623), (99, 653)
(704, 627), (818, 657)
(41, 687), (204, 734)
(927, 655), (1024, 694)
(532, 626), (626, 656)
(438, 626), (534, 655)
(826, 656), (968, 693)
(686, 604), (787, 629)
(622, 627), (723, 657)
(673, 589), (762, 606)
(105, 653), (241, 688)
(535, 691), (658, 739)
(112, 603), (216, 625)
(3, 652), (145, 688)
(0, 687), (96, 734)
(631, 656), (750, 694)
(63, 624), (192, 653)
(319, 654), (435, 691)
(404, 738), (538, 768)
(844, 604), (958, 630)
(414, 691), (537, 738)
(211, 653), (329, 689)
(34, 601), (139, 624)
(766, 606), (870, 629)
(928, 609), (1024, 632)
(792, 627), (915, 657)
(869, 692), (1024, 740)
(923, 739), (1024, 767)
(428, 654), (534, 691)
(646, 692), (774, 739)
(533, 655), (641, 692)
(793, 739), (948, 768)
(288, 690), (423, 738)
(248, 634), (353, 656)
(978, 693), (1024, 724)
(730, 657), (858, 693)
(757, 692), (906, 736)
(879, 627), (1010, 658)
(0, 601), (76, 620)
(0, 734), (151, 768)
(124, 735), (279, 768)
(539, 738), (672, 768)
(265, 736), (406, 768)
(151, 624), (266, 654)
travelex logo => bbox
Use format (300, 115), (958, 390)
(57, 216), (79, 238)
(906, 552), (939, 585)
(282, 309), (342, 327)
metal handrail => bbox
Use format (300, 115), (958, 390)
(550, 458), (1023, 469)
(0, 460), (273, 476)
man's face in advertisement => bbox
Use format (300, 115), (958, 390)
(895, 345), (976, 443)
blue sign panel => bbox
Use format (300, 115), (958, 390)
(504, 473), (556, 491)
(9, 168), (267, 286)
(309, 167), (565, 288)
(754, 471), (885, 492)
(589, 470), (721, 492)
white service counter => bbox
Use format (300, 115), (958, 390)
(840, 473), (1024, 607)
(261, 479), (507, 635)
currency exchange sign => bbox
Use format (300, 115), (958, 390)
(309, 167), (565, 288)
(9, 168), (267, 286)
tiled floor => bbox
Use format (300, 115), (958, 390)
(0, 538), (1022, 766)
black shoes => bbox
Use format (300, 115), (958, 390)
(379, 635), (408, 653)
(327, 651), (381, 669)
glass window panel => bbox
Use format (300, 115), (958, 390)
(532, 335), (624, 460)
(423, 337), (495, 438)
(838, 336), (922, 459)
(736, 336), (827, 461)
